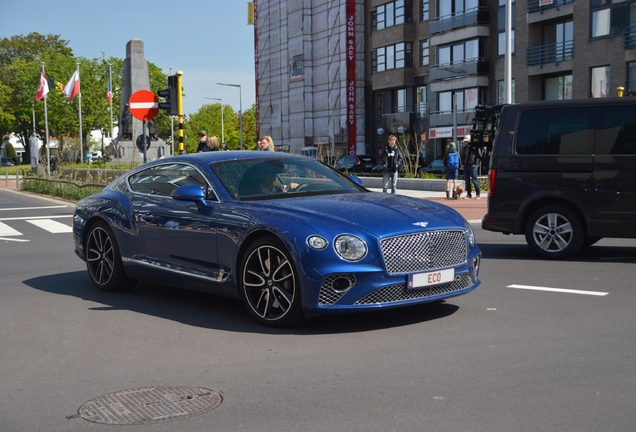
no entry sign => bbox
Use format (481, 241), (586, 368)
(129, 90), (159, 121)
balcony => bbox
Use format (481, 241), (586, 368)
(429, 58), (489, 83)
(429, 109), (477, 128)
(526, 40), (573, 67)
(430, 7), (489, 35)
(527, 0), (574, 14)
(623, 25), (636, 50)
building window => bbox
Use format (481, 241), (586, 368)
(439, 0), (479, 18)
(497, 1), (516, 56)
(439, 88), (479, 113)
(416, 86), (427, 117)
(628, 62), (636, 94)
(591, 2), (630, 38)
(421, 0), (429, 21)
(591, 66), (610, 98)
(437, 39), (480, 66)
(373, 42), (413, 72)
(497, 79), (516, 104)
(421, 40), (429, 66)
(545, 75), (573, 100)
(372, 0), (409, 31)
(395, 88), (407, 112)
(375, 93), (385, 121)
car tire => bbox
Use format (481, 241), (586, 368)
(239, 236), (305, 327)
(524, 205), (584, 260)
(85, 221), (136, 291)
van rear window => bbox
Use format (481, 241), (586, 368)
(516, 107), (594, 155)
(596, 104), (636, 154)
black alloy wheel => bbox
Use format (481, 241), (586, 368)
(240, 237), (304, 327)
(85, 221), (135, 291)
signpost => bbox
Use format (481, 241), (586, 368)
(129, 90), (159, 163)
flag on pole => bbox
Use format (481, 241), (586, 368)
(107, 69), (113, 106)
(63, 70), (80, 101)
(36, 70), (49, 101)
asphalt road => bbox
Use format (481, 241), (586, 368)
(1, 188), (636, 431)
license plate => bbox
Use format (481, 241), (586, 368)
(408, 268), (455, 289)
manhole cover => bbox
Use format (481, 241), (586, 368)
(75, 385), (222, 425)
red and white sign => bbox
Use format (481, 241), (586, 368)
(129, 89), (159, 121)
(540, 0), (554, 5)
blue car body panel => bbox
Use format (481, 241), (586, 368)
(74, 151), (480, 316)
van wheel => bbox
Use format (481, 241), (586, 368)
(525, 205), (583, 260)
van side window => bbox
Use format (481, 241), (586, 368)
(596, 105), (636, 154)
(516, 107), (594, 155)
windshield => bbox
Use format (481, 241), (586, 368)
(211, 157), (368, 200)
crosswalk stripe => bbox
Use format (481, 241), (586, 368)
(0, 221), (22, 237)
(26, 219), (73, 233)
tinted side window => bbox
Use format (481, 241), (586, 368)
(596, 104), (636, 154)
(128, 167), (154, 194)
(129, 164), (212, 198)
(516, 107), (594, 155)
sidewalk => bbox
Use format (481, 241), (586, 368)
(0, 176), (486, 222)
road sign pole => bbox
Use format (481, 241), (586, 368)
(142, 121), (147, 163)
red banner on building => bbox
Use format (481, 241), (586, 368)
(346, 0), (356, 155)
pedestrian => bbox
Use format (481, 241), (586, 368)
(196, 130), (208, 152)
(28, 133), (40, 175)
(382, 133), (404, 194)
(443, 141), (459, 199)
(205, 135), (220, 151)
(260, 136), (276, 152)
(461, 134), (481, 199)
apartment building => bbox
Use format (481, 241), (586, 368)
(255, 0), (636, 160)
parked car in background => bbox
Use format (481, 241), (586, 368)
(418, 159), (446, 175)
(335, 155), (377, 173)
(73, 152), (481, 327)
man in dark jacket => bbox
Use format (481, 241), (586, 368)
(382, 133), (403, 194)
(196, 130), (208, 152)
(461, 134), (482, 199)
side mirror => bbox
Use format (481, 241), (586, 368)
(171, 184), (207, 211)
(348, 175), (363, 186)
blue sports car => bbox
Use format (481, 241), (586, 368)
(73, 151), (481, 327)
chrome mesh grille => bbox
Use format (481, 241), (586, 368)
(354, 274), (473, 305)
(318, 274), (357, 305)
(380, 230), (467, 274)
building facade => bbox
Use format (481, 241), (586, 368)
(255, 0), (636, 161)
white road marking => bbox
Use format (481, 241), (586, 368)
(0, 215), (72, 222)
(0, 237), (30, 242)
(0, 221), (22, 236)
(26, 219), (73, 233)
(0, 205), (68, 212)
(507, 284), (608, 297)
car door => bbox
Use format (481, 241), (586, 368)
(129, 163), (222, 280)
(592, 103), (636, 237)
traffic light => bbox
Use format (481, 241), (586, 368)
(157, 75), (178, 115)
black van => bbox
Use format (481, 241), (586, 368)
(482, 98), (636, 259)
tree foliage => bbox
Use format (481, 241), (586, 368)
(0, 32), (257, 163)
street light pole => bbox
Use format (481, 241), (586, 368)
(217, 83), (242, 150)
(204, 97), (224, 143)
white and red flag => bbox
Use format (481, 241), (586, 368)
(35, 70), (49, 101)
(63, 69), (80, 101)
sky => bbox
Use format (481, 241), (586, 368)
(2, 0), (257, 117)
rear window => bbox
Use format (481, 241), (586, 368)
(515, 107), (594, 155)
(596, 104), (636, 154)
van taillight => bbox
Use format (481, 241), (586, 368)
(488, 169), (496, 195)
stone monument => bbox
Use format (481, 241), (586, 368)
(109, 38), (168, 163)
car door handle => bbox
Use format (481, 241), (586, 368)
(136, 212), (155, 222)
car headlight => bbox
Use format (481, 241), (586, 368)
(464, 219), (475, 247)
(307, 235), (328, 250)
(334, 235), (367, 261)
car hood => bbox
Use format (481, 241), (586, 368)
(253, 192), (463, 237)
